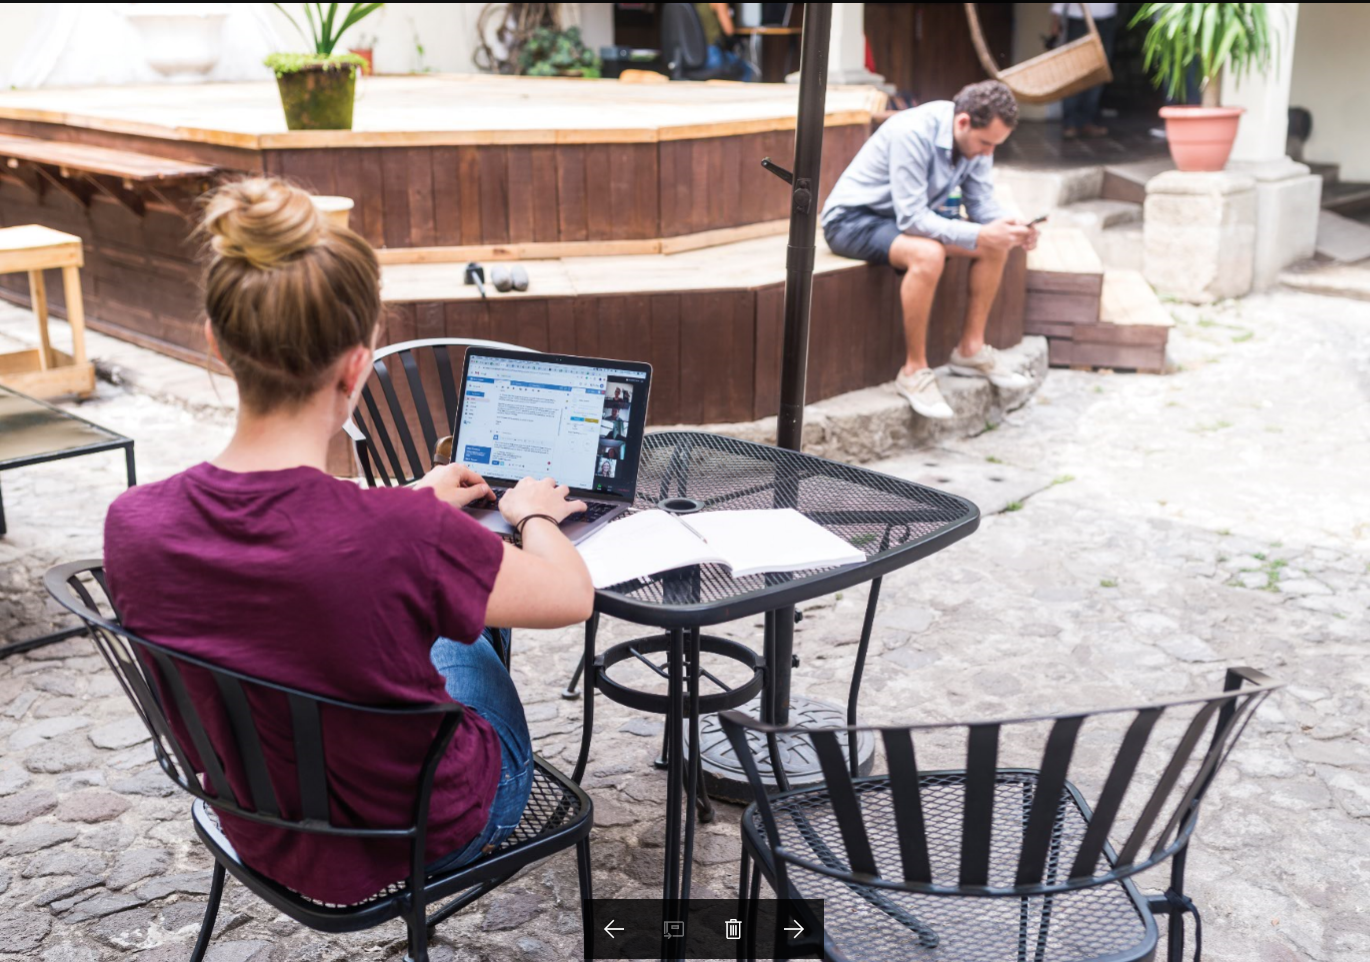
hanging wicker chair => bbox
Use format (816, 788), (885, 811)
(964, 2), (1112, 104)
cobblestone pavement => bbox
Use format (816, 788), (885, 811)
(0, 289), (1367, 961)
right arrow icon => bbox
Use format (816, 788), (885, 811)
(785, 919), (804, 939)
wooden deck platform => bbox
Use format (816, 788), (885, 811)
(0, 76), (879, 361)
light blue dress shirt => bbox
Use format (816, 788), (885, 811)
(820, 101), (1009, 251)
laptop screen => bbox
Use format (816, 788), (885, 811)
(454, 350), (651, 500)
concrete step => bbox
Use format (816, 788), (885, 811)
(1047, 198), (1142, 233)
(1315, 210), (1370, 263)
(675, 337), (1051, 465)
(1100, 158), (1174, 205)
(1280, 260), (1370, 301)
(994, 165), (1104, 219)
(1321, 180), (1370, 216)
(1306, 160), (1339, 186)
(1094, 221), (1144, 273)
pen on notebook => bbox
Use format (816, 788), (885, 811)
(677, 518), (707, 542)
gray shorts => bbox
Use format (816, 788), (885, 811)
(823, 206), (903, 265)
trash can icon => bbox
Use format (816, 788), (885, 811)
(725, 918), (742, 940)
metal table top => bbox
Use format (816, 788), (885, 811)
(0, 384), (130, 469)
(594, 431), (980, 628)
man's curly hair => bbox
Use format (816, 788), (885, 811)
(953, 80), (1019, 129)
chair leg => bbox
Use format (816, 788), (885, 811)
(406, 901), (430, 962)
(577, 837), (595, 961)
(188, 863), (226, 962)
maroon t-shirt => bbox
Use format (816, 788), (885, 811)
(103, 462), (505, 905)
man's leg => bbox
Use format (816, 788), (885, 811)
(887, 234), (946, 375)
(948, 242), (1010, 359)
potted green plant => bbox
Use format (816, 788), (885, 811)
(1132, 3), (1275, 171)
(265, 3), (385, 131)
(517, 26), (601, 78)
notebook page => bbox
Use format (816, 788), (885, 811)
(683, 509), (867, 577)
(575, 510), (723, 588)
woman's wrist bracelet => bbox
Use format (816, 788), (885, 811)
(514, 514), (560, 540)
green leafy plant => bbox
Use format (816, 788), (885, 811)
(273, 2), (385, 57)
(1131, 3), (1275, 103)
(517, 25), (601, 78)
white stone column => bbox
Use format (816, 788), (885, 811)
(1221, 3), (1320, 287)
(789, 2), (883, 85)
(1224, 2), (1299, 164)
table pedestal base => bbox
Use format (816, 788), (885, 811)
(689, 694), (875, 804)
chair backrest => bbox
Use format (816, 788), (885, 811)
(44, 561), (466, 880)
(721, 667), (1279, 900)
(661, 2), (710, 73)
(345, 337), (531, 486)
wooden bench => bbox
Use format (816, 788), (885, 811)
(0, 225), (94, 398)
(0, 133), (215, 215)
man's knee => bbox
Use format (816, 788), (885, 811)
(894, 237), (946, 278)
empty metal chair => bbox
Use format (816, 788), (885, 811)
(46, 560), (594, 962)
(722, 667), (1280, 962)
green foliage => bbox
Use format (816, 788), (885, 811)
(1004, 501), (1024, 513)
(274, 2), (385, 56)
(264, 51), (366, 76)
(1099, 578), (1118, 588)
(1131, 3), (1274, 100)
(518, 26), (602, 78)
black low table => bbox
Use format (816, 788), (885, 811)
(0, 383), (135, 657)
(568, 430), (978, 937)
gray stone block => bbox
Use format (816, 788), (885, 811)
(1144, 170), (1257, 303)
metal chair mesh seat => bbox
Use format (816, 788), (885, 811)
(749, 772), (1151, 962)
(197, 758), (586, 908)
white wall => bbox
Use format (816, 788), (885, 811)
(0, 2), (617, 86)
(1009, 3), (1062, 121)
(1289, 2), (1370, 180)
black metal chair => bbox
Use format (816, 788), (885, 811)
(344, 336), (532, 489)
(661, 2), (749, 81)
(721, 667), (1280, 962)
(45, 561), (594, 962)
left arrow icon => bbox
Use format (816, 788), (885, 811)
(604, 920), (624, 938)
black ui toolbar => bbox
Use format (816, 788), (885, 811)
(585, 899), (823, 960)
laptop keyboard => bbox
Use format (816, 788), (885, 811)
(476, 489), (616, 525)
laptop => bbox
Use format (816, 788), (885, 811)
(452, 348), (652, 544)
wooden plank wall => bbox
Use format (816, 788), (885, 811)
(388, 247), (1027, 427)
(0, 177), (205, 361)
(271, 124), (869, 249)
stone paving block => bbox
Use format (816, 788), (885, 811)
(1, 823), (80, 857)
(0, 911), (53, 953)
(106, 848), (172, 891)
(63, 891), (149, 923)
(55, 791), (132, 824)
(0, 789), (57, 824)
(88, 718), (152, 751)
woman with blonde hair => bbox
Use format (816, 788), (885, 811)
(103, 177), (594, 905)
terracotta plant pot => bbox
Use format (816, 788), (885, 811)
(1159, 106), (1245, 172)
(274, 63), (358, 131)
(348, 48), (374, 75)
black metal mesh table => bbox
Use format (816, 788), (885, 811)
(0, 383), (135, 656)
(569, 431), (979, 922)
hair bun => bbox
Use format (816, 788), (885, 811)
(201, 178), (323, 270)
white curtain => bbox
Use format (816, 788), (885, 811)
(8, 3), (284, 89)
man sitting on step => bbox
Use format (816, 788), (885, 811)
(822, 80), (1037, 419)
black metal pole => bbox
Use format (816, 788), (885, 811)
(763, 3), (831, 730)
(776, 2), (831, 452)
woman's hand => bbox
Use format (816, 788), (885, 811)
(414, 464), (494, 508)
(499, 476), (586, 527)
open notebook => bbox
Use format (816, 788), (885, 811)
(576, 508), (867, 589)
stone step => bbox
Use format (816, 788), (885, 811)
(994, 165), (1105, 218)
(1315, 209), (1370, 263)
(1095, 221), (1144, 273)
(1306, 160), (1339, 186)
(1045, 198), (1143, 234)
(1100, 158), (1174, 205)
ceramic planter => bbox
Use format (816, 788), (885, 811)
(275, 62), (358, 131)
(1158, 106), (1245, 172)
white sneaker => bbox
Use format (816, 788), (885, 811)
(895, 367), (955, 419)
(948, 345), (1032, 390)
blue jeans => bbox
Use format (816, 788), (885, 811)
(1062, 15), (1117, 129)
(705, 43), (758, 82)
(426, 629), (533, 872)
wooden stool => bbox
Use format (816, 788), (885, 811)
(0, 225), (95, 398)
